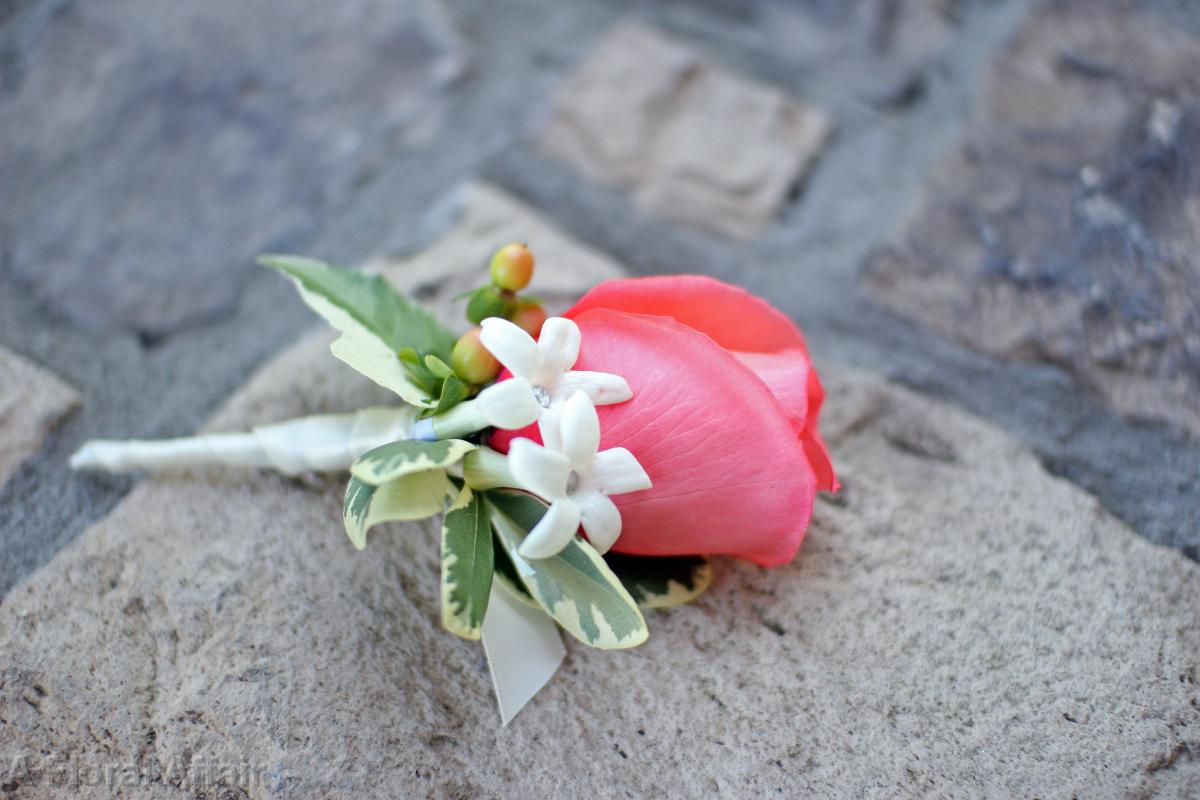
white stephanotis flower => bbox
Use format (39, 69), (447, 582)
(508, 392), (651, 559)
(479, 317), (632, 438)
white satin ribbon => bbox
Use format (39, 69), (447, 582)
(481, 583), (565, 725)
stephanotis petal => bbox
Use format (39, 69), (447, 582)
(476, 378), (541, 430)
(508, 438), (571, 501)
(536, 405), (564, 454)
(479, 317), (540, 380)
(576, 490), (621, 554)
(559, 392), (600, 468)
(536, 317), (581, 378)
(519, 498), (582, 560)
(587, 448), (652, 495)
(551, 371), (632, 406)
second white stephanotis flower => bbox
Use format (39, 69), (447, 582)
(508, 392), (651, 559)
(479, 316), (632, 429)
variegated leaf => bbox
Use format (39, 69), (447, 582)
(604, 554), (713, 609)
(260, 256), (456, 407)
(493, 533), (538, 608)
(350, 439), (476, 486)
(440, 485), (494, 639)
(488, 491), (647, 649)
(343, 470), (450, 550)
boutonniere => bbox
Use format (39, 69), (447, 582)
(72, 244), (836, 723)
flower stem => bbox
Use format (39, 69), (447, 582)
(462, 446), (519, 490)
(429, 399), (489, 440)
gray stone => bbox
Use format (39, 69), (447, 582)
(0, 0), (465, 337)
(865, 0), (1200, 437)
(538, 23), (831, 239)
(1, 233), (1197, 795)
(0, 346), (78, 488)
(751, 0), (964, 107)
(366, 182), (625, 323)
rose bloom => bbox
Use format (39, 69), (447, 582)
(491, 275), (836, 567)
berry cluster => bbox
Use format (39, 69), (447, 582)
(451, 244), (547, 385)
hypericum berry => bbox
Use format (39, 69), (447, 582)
(451, 327), (501, 384)
(510, 298), (548, 338)
(489, 243), (535, 291)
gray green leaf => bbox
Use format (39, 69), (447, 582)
(350, 439), (476, 486)
(488, 490), (648, 649)
(343, 470), (449, 550)
(260, 255), (455, 406)
(440, 485), (494, 639)
(604, 553), (713, 609)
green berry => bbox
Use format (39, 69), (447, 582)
(489, 243), (535, 291)
(451, 328), (501, 384)
(511, 299), (548, 338)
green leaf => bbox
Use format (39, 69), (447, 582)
(350, 439), (476, 486)
(343, 471), (449, 550)
(604, 554), (712, 609)
(398, 347), (439, 395)
(466, 286), (516, 324)
(488, 491), (648, 649)
(440, 486), (494, 639)
(423, 354), (454, 380)
(432, 374), (469, 416)
(260, 255), (456, 406)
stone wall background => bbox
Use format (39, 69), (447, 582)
(1, 0), (1198, 796)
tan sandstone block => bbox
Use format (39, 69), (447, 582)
(539, 23), (831, 239)
(0, 347), (79, 488)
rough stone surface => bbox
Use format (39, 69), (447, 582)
(0, 346), (78, 488)
(538, 23), (831, 238)
(0, 0), (465, 336)
(749, 0), (969, 109)
(366, 182), (625, 320)
(1, 5), (1199, 794)
(2, 345), (1197, 796)
(865, 0), (1200, 437)
(6, 0), (1196, 587)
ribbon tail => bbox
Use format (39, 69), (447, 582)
(481, 583), (565, 725)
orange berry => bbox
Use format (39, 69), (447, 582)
(489, 243), (535, 291)
(511, 299), (548, 338)
(450, 327), (501, 384)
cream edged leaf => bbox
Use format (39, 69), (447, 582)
(604, 554), (713, 609)
(440, 485), (494, 639)
(343, 470), (450, 550)
(351, 439), (476, 486)
(488, 490), (647, 649)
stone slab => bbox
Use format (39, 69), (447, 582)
(538, 23), (831, 239)
(1, 196), (1197, 795)
(0, 347), (78, 488)
(365, 182), (625, 322)
(0, 0), (465, 337)
(865, 0), (1200, 437)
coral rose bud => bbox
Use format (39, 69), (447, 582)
(491, 275), (837, 567)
